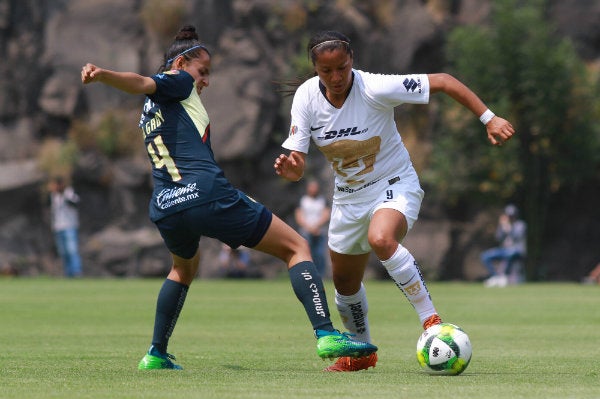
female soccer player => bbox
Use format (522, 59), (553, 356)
(274, 31), (515, 372)
(81, 25), (376, 370)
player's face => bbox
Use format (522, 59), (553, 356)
(183, 51), (211, 94)
(314, 48), (353, 100)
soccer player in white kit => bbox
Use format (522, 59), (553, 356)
(274, 31), (515, 372)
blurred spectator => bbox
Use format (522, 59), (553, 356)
(0, 263), (18, 277)
(582, 262), (600, 285)
(218, 244), (260, 278)
(481, 204), (526, 287)
(48, 177), (82, 277)
(295, 180), (330, 277)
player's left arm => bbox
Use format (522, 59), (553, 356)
(428, 73), (515, 146)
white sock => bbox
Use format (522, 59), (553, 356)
(381, 244), (437, 325)
(334, 283), (371, 343)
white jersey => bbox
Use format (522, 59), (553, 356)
(298, 194), (328, 234)
(50, 187), (80, 232)
(282, 69), (430, 204)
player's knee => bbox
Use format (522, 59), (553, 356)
(279, 235), (312, 265)
(367, 232), (396, 257)
(171, 253), (200, 284)
(332, 272), (362, 294)
(293, 236), (313, 260)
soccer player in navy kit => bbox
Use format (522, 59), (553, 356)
(81, 25), (376, 370)
(275, 31), (515, 371)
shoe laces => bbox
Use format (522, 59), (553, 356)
(423, 314), (442, 330)
(315, 329), (356, 339)
(150, 345), (177, 361)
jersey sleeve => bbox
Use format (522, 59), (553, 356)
(149, 70), (194, 103)
(281, 82), (313, 154)
(361, 71), (430, 107)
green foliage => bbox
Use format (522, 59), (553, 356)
(95, 110), (142, 158)
(290, 34), (314, 77)
(1, 279), (599, 399)
(424, 0), (600, 279)
(427, 0), (599, 202)
(69, 111), (143, 159)
(37, 138), (79, 179)
(140, 0), (185, 40)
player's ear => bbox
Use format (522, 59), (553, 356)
(171, 56), (185, 70)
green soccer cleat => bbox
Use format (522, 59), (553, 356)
(315, 330), (378, 360)
(138, 345), (183, 370)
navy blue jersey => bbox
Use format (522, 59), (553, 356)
(139, 70), (235, 221)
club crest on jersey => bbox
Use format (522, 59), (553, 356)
(289, 125), (298, 136)
(156, 70), (180, 79)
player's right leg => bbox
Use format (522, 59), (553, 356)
(324, 251), (378, 371)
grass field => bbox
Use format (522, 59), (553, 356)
(1, 277), (598, 399)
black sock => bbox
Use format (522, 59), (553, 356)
(151, 279), (189, 354)
(288, 261), (334, 332)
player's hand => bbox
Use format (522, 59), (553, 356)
(274, 151), (305, 181)
(81, 63), (102, 84)
(486, 116), (515, 146)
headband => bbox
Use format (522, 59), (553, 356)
(310, 39), (350, 53)
(165, 44), (210, 67)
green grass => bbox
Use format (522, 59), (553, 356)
(1, 278), (598, 399)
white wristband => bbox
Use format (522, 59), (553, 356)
(479, 109), (495, 125)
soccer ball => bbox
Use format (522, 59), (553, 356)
(416, 322), (472, 375)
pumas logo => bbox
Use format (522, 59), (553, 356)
(318, 126), (369, 140)
(320, 136), (381, 184)
(403, 281), (422, 296)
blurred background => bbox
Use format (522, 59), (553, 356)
(0, 0), (598, 281)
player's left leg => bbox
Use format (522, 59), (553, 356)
(138, 205), (203, 370)
(369, 208), (441, 329)
(138, 250), (199, 370)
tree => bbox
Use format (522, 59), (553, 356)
(424, 0), (600, 280)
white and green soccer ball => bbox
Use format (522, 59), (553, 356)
(416, 322), (472, 375)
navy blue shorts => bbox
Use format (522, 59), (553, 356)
(155, 190), (273, 259)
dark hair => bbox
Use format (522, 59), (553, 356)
(307, 31), (352, 65)
(276, 31), (353, 96)
(159, 25), (210, 72)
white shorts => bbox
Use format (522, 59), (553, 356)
(328, 176), (424, 255)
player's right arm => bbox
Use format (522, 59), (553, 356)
(81, 63), (156, 95)
(274, 151), (306, 182)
